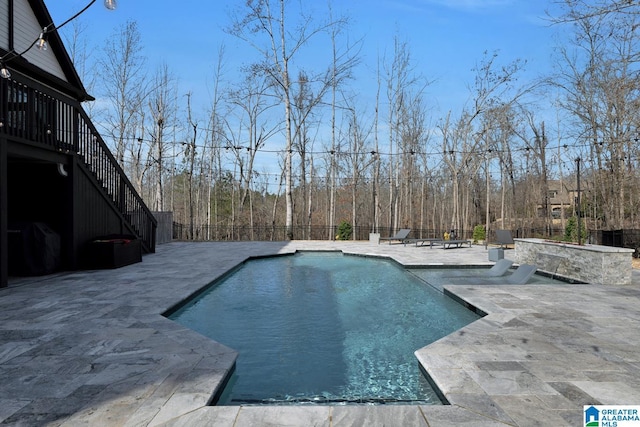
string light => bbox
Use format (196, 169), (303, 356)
(11, 113), (636, 180)
(0, 63), (10, 79)
(47, 126), (640, 165)
(36, 30), (48, 51)
(0, 0), (116, 79)
(104, 0), (117, 10)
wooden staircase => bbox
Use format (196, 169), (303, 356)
(1, 74), (156, 254)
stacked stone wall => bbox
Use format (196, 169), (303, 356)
(514, 238), (634, 285)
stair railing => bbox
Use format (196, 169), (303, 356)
(1, 75), (156, 253)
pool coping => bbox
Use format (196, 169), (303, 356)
(2, 241), (639, 426)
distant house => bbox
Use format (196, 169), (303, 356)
(538, 180), (577, 219)
(1, 0), (156, 287)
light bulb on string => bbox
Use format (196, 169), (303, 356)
(36, 30), (48, 51)
(104, 0), (117, 10)
(0, 63), (10, 79)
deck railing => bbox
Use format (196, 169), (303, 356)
(1, 75), (156, 253)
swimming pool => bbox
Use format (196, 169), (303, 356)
(168, 252), (481, 405)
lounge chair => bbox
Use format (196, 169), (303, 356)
(495, 229), (514, 249)
(447, 264), (537, 285)
(379, 228), (411, 244)
(441, 239), (472, 249)
(500, 264), (537, 284)
(404, 238), (443, 248)
(485, 259), (515, 276)
(443, 259), (514, 278)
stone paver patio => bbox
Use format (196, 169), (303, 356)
(1, 241), (639, 426)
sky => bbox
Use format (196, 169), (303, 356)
(46, 0), (562, 109)
(43, 0), (568, 180)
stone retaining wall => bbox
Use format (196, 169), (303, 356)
(514, 238), (634, 285)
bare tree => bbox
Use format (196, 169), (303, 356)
(479, 104), (518, 232)
(64, 21), (97, 116)
(100, 20), (148, 167)
(440, 111), (481, 235)
(342, 105), (374, 239)
(551, 0), (640, 228)
(441, 51), (528, 236)
(147, 63), (177, 211)
(549, 0), (640, 22)
(511, 107), (553, 233)
(227, 70), (280, 236)
(183, 92), (199, 238)
(372, 55), (382, 234)
(228, 0), (352, 239)
(381, 36), (430, 232)
(291, 71), (317, 238)
(397, 92), (428, 230)
(206, 45), (229, 240)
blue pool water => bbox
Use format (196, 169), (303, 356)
(168, 252), (481, 405)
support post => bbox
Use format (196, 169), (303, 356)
(0, 134), (7, 288)
(576, 157), (582, 245)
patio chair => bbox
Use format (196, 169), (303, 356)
(500, 264), (537, 284)
(495, 229), (515, 249)
(447, 263), (537, 285)
(379, 228), (411, 244)
(441, 239), (473, 249)
(443, 259), (514, 278)
(485, 259), (515, 276)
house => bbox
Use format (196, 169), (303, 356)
(537, 180), (576, 219)
(0, 0), (156, 288)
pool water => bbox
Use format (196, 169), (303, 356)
(168, 252), (481, 405)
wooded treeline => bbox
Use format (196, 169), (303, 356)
(65, 0), (640, 240)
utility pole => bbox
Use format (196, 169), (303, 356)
(576, 157), (582, 244)
(485, 139), (490, 250)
